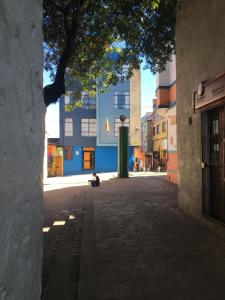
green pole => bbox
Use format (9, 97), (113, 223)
(118, 126), (129, 178)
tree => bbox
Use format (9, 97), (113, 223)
(43, 0), (177, 107)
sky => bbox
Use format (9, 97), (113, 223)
(44, 63), (156, 138)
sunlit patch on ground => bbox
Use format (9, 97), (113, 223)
(53, 221), (66, 226)
(43, 171), (166, 192)
(69, 214), (76, 220)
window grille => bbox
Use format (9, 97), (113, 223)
(114, 91), (130, 109)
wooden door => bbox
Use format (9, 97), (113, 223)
(83, 152), (91, 170)
(83, 148), (95, 170)
(55, 156), (63, 176)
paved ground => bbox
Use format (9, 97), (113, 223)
(42, 173), (225, 300)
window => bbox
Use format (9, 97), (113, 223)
(65, 118), (73, 136)
(81, 92), (96, 109)
(81, 119), (96, 136)
(114, 118), (130, 136)
(64, 146), (73, 160)
(64, 91), (72, 105)
(118, 65), (129, 80)
(162, 121), (167, 132)
(156, 124), (160, 135)
(153, 127), (156, 136)
(114, 92), (130, 109)
(213, 120), (219, 134)
(143, 124), (147, 137)
(162, 150), (167, 159)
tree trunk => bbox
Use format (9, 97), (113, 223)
(43, 65), (66, 107)
(44, 33), (75, 106)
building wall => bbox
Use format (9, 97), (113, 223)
(97, 80), (130, 146)
(147, 119), (153, 153)
(60, 99), (96, 147)
(64, 146), (83, 175)
(176, 0), (225, 228)
(61, 69), (141, 175)
(0, 1), (44, 298)
(153, 55), (177, 177)
(63, 146), (134, 175)
(152, 118), (167, 159)
(141, 112), (152, 153)
(167, 106), (177, 184)
(155, 84), (176, 107)
(96, 146), (134, 172)
(130, 69), (141, 146)
(96, 70), (141, 147)
(155, 56), (176, 108)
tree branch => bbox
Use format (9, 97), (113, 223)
(43, 0), (91, 106)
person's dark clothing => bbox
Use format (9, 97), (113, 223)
(91, 175), (100, 187)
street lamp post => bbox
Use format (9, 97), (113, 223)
(118, 115), (129, 178)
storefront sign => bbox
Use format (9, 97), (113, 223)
(194, 73), (225, 111)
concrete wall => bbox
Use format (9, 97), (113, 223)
(0, 0), (44, 299)
(176, 0), (225, 227)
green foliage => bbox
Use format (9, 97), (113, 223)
(43, 0), (177, 107)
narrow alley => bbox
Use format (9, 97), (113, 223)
(42, 174), (225, 300)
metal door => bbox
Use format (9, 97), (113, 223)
(202, 105), (225, 222)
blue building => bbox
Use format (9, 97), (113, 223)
(59, 70), (141, 175)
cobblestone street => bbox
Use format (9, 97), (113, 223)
(42, 173), (225, 300)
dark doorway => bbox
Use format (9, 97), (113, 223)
(202, 104), (225, 222)
(83, 147), (95, 170)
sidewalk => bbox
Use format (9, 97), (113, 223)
(42, 173), (225, 300)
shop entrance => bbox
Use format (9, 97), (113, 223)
(83, 147), (95, 170)
(202, 104), (225, 222)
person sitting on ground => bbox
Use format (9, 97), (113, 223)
(89, 173), (100, 187)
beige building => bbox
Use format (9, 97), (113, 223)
(152, 56), (177, 181)
(176, 0), (225, 232)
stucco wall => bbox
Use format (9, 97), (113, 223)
(0, 1), (44, 299)
(156, 55), (176, 88)
(60, 96), (96, 147)
(97, 81), (130, 146)
(176, 0), (225, 222)
(130, 69), (141, 146)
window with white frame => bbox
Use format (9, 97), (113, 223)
(64, 118), (73, 136)
(118, 65), (129, 80)
(81, 118), (96, 136)
(114, 118), (130, 136)
(114, 92), (130, 109)
(81, 92), (96, 109)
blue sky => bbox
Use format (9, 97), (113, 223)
(45, 63), (156, 138)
